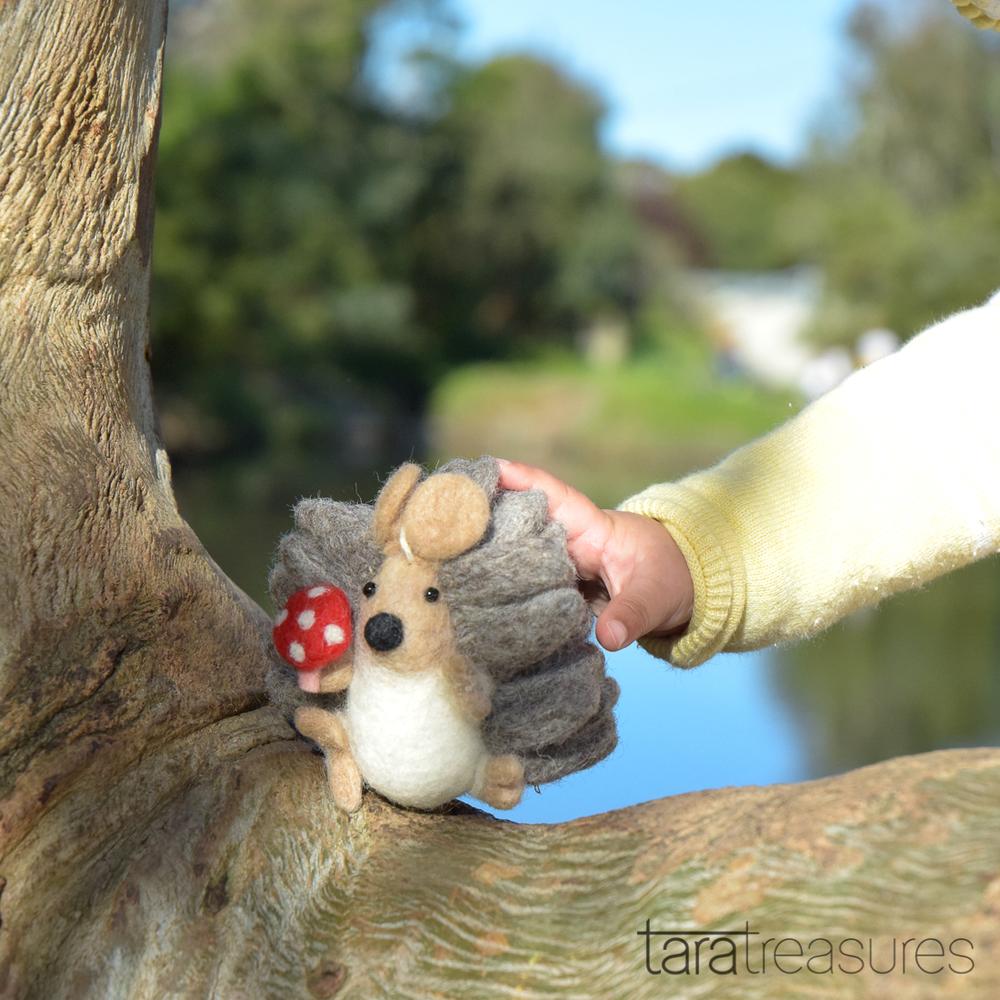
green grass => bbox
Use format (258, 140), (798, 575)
(430, 353), (800, 507)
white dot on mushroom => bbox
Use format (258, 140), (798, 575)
(275, 608), (288, 625)
(324, 624), (344, 645)
(297, 609), (316, 629)
(288, 641), (305, 663)
(307, 586), (328, 598)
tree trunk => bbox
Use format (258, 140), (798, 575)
(1, 2), (998, 997)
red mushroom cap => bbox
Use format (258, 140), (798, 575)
(273, 585), (352, 683)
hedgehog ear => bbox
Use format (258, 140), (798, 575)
(373, 463), (422, 549)
(400, 474), (490, 562)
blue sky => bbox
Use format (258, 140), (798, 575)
(450, 0), (862, 170)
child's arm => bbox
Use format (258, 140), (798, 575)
(502, 290), (1000, 666)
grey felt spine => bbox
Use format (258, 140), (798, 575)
(518, 676), (620, 786)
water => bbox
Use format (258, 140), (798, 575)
(175, 459), (1000, 825)
(476, 644), (806, 824)
(477, 553), (1000, 823)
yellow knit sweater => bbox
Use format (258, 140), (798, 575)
(620, 291), (1000, 667)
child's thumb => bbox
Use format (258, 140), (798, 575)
(596, 589), (658, 652)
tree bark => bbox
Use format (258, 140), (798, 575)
(1, 2), (998, 998)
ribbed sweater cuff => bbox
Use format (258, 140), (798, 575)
(618, 483), (746, 667)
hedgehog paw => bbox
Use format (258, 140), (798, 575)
(479, 755), (525, 810)
(295, 708), (363, 812)
(294, 706), (346, 749)
(328, 751), (363, 813)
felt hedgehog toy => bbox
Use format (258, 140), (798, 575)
(268, 456), (619, 813)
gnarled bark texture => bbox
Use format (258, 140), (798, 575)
(1, 2), (998, 998)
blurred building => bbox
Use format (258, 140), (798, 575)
(683, 267), (822, 388)
(682, 268), (903, 399)
(856, 327), (901, 367)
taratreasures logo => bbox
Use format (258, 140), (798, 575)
(952, 0), (1000, 29)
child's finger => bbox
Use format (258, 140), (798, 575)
(495, 457), (537, 492)
(497, 458), (569, 500)
(496, 459), (607, 552)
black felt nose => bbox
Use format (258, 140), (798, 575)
(364, 612), (404, 652)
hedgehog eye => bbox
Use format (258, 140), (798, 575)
(424, 587), (440, 603)
(362, 581), (376, 598)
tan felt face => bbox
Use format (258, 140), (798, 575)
(358, 554), (455, 673)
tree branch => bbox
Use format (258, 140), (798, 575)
(0, 0), (271, 854)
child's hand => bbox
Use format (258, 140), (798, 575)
(497, 460), (694, 652)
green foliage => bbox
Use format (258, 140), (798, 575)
(152, 1), (660, 457)
(154, 0), (437, 450)
(153, 0), (1000, 460)
(407, 54), (656, 367)
(796, 1), (1000, 342)
(667, 2), (1000, 344)
(430, 347), (794, 507)
(673, 152), (803, 271)
(842, 1), (1000, 211)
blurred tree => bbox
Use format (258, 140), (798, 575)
(797, 0), (1000, 343)
(617, 159), (711, 268)
(672, 152), (803, 271)
(154, 0), (445, 456)
(410, 55), (651, 365)
(153, 4), (657, 459)
(843, 0), (1000, 210)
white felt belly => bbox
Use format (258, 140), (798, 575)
(343, 655), (488, 809)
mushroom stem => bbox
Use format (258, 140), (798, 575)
(297, 670), (321, 694)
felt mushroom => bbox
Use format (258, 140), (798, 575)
(273, 584), (352, 693)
